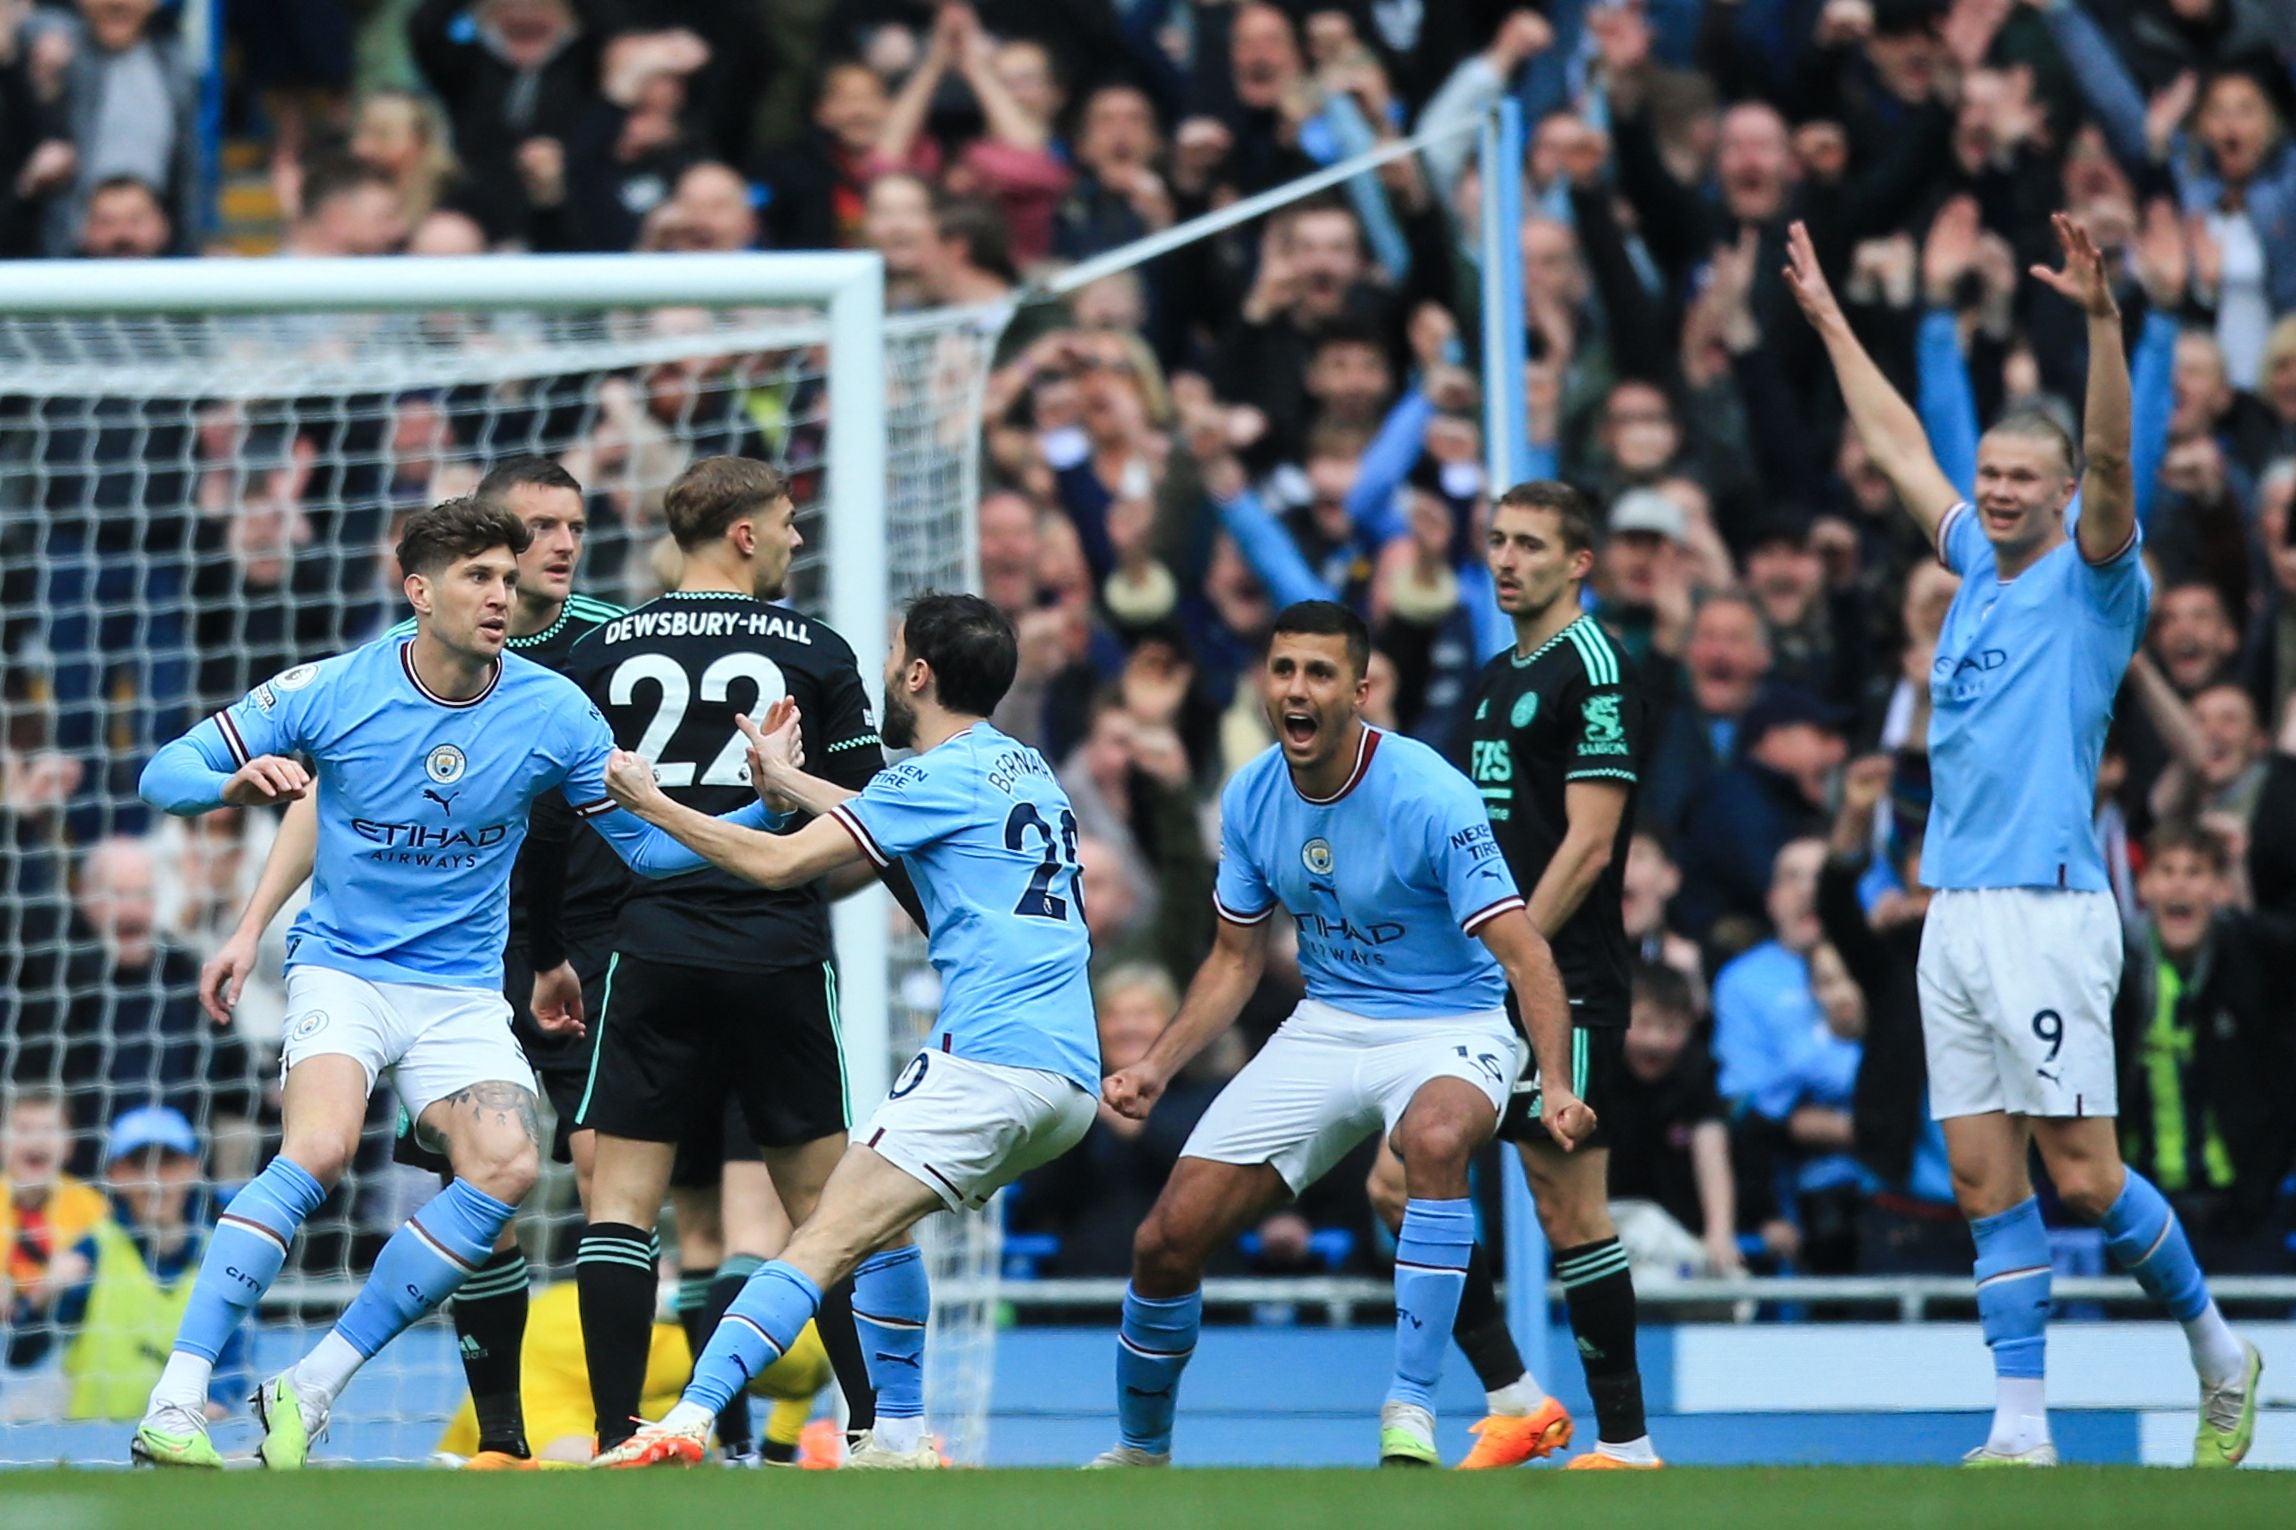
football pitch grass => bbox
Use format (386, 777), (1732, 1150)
(1, 1467), (2291, 1530)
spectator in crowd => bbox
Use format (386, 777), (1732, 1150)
(280, 156), (407, 258)
(2117, 818), (2296, 1271)
(31, 0), (201, 257)
(639, 160), (760, 253)
(51, 1105), (240, 1420)
(1008, 964), (1220, 1276)
(1621, 832), (1706, 1001)
(1712, 838), (1829, 1111)
(755, 60), (893, 252)
(1606, 963), (1741, 1280)
(1642, 591), (1774, 839)
(861, 169), (936, 309)
(74, 173), (167, 258)
(5, 838), (258, 1176)
(1673, 686), (1850, 941)
(409, 0), (603, 248)
(0, 1090), (102, 1419)
(1055, 83), (1171, 262)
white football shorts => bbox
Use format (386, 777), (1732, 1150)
(281, 963), (533, 1145)
(1916, 886), (2121, 1120)
(858, 1048), (1097, 1212)
(1180, 998), (1521, 1193)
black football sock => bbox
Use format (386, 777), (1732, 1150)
(674, 1263), (716, 1366)
(452, 1247), (531, 1459)
(1555, 1237), (1647, 1443)
(816, 1272), (878, 1437)
(576, 1222), (658, 1450)
(1452, 1242), (1529, 1396)
(702, 1255), (761, 1453)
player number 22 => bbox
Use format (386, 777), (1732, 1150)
(608, 651), (786, 788)
(1004, 801), (1083, 922)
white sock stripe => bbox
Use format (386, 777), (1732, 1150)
(852, 1307), (926, 1330)
(408, 1218), (481, 1274)
(1118, 1332), (1195, 1361)
(1975, 1265), (2052, 1290)
(2135, 1221), (2174, 1267)
(1393, 1258), (1470, 1276)
(219, 1213), (291, 1255)
(727, 1313), (788, 1359)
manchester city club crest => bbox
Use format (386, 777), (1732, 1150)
(424, 743), (468, 785)
(1302, 837), (1334, 874)
(289, 1009), (329, 1041)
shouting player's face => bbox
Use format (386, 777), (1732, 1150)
(1261, 630), (1368, 774)
(507, 483), (586, 609)
(1972, 430), (2076, 559)
(1486, 503), (1591, 619)
(751, 495), (803, 601)
(417, 547), (518, 660)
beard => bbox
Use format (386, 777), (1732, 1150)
(881, 687), (917, 750)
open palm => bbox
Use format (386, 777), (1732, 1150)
(2031, 211), (2115, 318)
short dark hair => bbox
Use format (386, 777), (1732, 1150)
(88, 174), (165, 211)
(903, 592), (1018, 717)
(933, 196), (1018, 284)
(1310, 315), (1384, 354)
(1269, 599), (1371, 678)
(662, 457), (791, 551)
(2146, 819), (2232, 875)
(1630, 961), (1696, 1018)
(396, 495), (530, 578)
(475, 456), (582, 501)
(1494, 479), (1600, 556)
(299, 155), (395, 216)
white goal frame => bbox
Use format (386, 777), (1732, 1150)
(0, 249), (898, 1111)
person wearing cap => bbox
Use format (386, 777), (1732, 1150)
(30, 1107), (245, 1421)
(1672, 685), (1851, 943)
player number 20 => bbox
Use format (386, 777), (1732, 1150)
(608, 651), (786, 788)
(1004, 801), (1084, 923)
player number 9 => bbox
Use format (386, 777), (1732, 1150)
(2030, 1009), (2063, 1064)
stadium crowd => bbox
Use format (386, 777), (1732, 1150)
(8, 0), (2296, 1410)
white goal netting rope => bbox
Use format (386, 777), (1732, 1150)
(0, 293), (1005, 1464)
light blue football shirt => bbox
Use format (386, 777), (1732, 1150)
(1213, 726), (1523, 1018)
(831, 723), (1100, 1091)
(1923, 503), (2150, 892)
(139, 638), (747, 989)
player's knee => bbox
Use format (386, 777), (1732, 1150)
(1532, 1189), (1607, 1249)
(459, 1137), (540, 1205)
(2051, 1160), (2123, 1223)
(279, 1132), (355, 1190)
(1393, 1113), (1477, 1176)
(1131, 1208), (1206, 1292)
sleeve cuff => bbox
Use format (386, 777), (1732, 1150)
(1213, 892), (1273, 926)
(831, 804), (890, 868)
(1461, 894), (1526, 935)
(1934, 501), (1970, 570)
(2080, 520), (2141, 567)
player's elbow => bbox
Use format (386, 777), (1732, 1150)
(137, 750), (208, 816)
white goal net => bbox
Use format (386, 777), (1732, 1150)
(0, 256), (1008, 1464)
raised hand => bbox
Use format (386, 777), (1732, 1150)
(737, 699), (805, 809)
(2030, 211), (2116, 318)
(2131, 197), (2187, 308)
(1780, 219), (1848, 333)
(1921, 195), (1982, 307)
(222, 754), (310, 807)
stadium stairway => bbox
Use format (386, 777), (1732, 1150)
(214, 138), (286, 255)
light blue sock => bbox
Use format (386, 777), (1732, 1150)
(332, 1179), (517, 1360)
(175, 1157), (327, 1361)
(1971, 1197), (2051, 1380)
(2099, 1170), (2206, 1320)
(686, 1261), (821, 1416)
(2099, 1168), (2244, 1381)
(853, 1245), (928, 1422)
(1115, 1285), (1200, 1454)
(1389, 1197), (1474, 1410)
